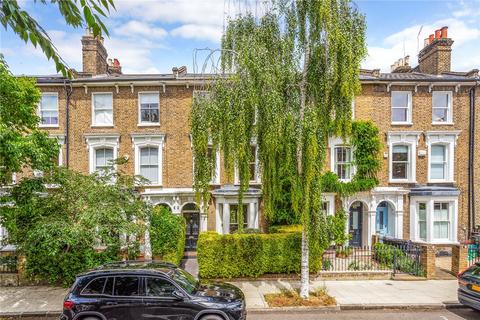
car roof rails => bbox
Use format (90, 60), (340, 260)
(97, 260), (177, 270)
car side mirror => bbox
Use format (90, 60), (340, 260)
(172, 290), (185, 300)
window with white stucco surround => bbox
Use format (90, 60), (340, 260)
(322, 194), (335, 216)
(426, 131), (459, 183)
(329, 137), (355, 182)
(234, 141), (261, 184)
(387, 132), (420, 183)
(410, 189), (459, 244)
(131, 134), (164, 186)
(85, 134), (119, 175)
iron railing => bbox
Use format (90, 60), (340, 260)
(321, 242), (424, 277)
(467, 244), (480, 267)
(0, 255), (17, 273)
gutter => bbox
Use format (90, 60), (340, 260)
(63, 80), (73, 168)
(468, 84), (477, 236)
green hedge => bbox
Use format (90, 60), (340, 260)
(373, 242), (425, 277)
(197, 231), (322, 279)
(150, 206), (186, 266)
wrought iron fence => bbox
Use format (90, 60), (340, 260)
(0, 255), (18, 273)
(321, 242), (425, 277)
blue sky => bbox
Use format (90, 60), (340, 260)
(1, 0), (479, 75)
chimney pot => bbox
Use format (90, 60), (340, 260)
(435, 29), (441, 39)
(429, 34), (434, 43)
(441, 26), (448, 38)
(113, 58), (120, 67)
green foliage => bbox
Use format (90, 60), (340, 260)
(197, 231), (322, 279)
(150, 206), (186, 266)
(373, 243), (425, 277)
(191, 1), (368, 262)
(335, 246), (352, 258)
(348, 261), (372, 271)
(1, 0), (115, 77)
(327, 210), (350, 246)
(269, 224), (302, 234)
(0, 167), (149, 286)
(0, 58), (59, 184)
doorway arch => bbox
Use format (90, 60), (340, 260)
(376, 201), (395, 237)
(182, 203), (200, 251)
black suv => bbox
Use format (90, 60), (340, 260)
(60, 261), (246, 320)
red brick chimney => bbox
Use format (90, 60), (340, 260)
(418, 26), (453, 75)
(81, 29), (108, 76)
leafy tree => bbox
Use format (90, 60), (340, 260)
(0, 57), (59, 184)
(0, 166), (149, 285)
(192, 0), (367, 298)
(1, 0), (115, 76)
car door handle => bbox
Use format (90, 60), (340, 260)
(106, 301), (118, 306)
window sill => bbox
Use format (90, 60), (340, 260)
(91, 124), (114, 128)
(428, 180), (455, 184)
(391, 122), (413, 126)
(39, 124), (59, 128)
(389, 179), (416, 184)
(432, 122), (454, 126)
(138, 123), (161, 127)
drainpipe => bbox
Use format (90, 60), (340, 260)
(468, 85), (476, 238)
(64, 80), (73, 168)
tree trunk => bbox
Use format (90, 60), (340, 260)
(144, 218), (152, 261)
(298, 41), (310, 300)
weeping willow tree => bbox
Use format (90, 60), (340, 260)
(192, 0), (367, 298)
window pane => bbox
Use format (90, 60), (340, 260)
(113, 277), (140, 296)
(431, 145), (445, 162)
(140, 165), (159, 183)
(392, 92), (409, 108)
(433, 92), (448, 109)
(83, 277), (106, 295)
(41, 111), (58, 125)
(145, 278), (176, 297)
(94, 94), (112, 110)
(95, 148), (113, 171)
(140, 93), (159, 104)
(392, 108), (407, 122)
(431, 164), (445, 179)
(392, 163), (407, 179)
(392, 145), (408, 161)
(41, 95), (58, 110)
(434, 222), (449, 239)
(433, 108), (447, 122)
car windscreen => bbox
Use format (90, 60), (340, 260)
(171, 269), (198, 294)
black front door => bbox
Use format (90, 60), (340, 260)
(184, 212), (199, 251)
(349, 202), (363, 247)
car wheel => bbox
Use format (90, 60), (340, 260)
(199, 315), (224, 320)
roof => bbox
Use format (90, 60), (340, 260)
(409, 186), (461, 197)
(28, 69), (479, 85)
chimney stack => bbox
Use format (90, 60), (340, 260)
(418, 26), (453, 75)
(81, 29), (108, 76)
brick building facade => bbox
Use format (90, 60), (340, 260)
(5, 28), (480, 249)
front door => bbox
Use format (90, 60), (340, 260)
(376, 202), (389, 236)
(349, 202), (363, 247)
(184, 212), (199, 251)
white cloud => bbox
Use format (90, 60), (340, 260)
(363, 11), (480, 72)
(114, 20), (168, 39)
(170, 24), (222, 43)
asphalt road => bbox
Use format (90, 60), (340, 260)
(248, 308), (480, 320)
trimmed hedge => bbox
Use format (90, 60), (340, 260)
(197, 231), (322, 279)
(150, 206), (186, 266)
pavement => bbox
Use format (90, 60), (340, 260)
(0, 279), (462, 315)
(230, 279), (460, 309)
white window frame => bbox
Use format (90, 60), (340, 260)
(322, 194), (335, 216)
(132, 134), (165, 186)
(85, 134), (119, 174)
(410, 196), (458, 244)
(91, 92), (114, 127)
(38, 92), (59, 128)
(234, 143), (261, 184)
(417, 202), (427, 241)
(138, 91), (160, 126)
(432, 91), (453, 125)
(390, 143), (411, 182)
(329, 137), (355, 182)
(426, 131), (459, 183)
(387, 132), (420, 183)
(391, 91), (412, 125)
(208, 146), (221, 185)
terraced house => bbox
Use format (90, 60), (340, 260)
(4, 27), (480, 251)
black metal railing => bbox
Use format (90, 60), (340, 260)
(467, 244), (480, 267)
(321, 242), (425, 277)
(0, 255), (18, 273)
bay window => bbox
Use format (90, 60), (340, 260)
(417, 203), (427, 241)
(433, 202), (450, 240)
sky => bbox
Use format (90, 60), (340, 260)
(1, 0), (479, 75)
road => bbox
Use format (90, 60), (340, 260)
(248, 308), (480, 320)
